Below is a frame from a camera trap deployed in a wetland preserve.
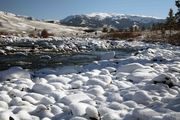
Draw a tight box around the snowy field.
[0,38,180,120]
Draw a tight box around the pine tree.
[102,27,108,33]
[175,0,180,28]
[166,9,176,36]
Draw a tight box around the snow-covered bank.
[0,39,180,120]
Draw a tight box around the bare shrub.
[40,29,54,38]
[102,27,108,33]
[0,31,9,35]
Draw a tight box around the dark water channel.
[0,41,135,70]
[0,51,134,70]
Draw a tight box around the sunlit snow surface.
[0,37,180,120]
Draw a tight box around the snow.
[32,83,56,95]
[98,51,116,60]
[0,67,31,81]
[117,63,144,73]
[60,93,92,105]
[0,38,179,120]
[132,108,161,120]
[0,11,85,37]
[85,106,99,119]
[69,102,89,116]
[132,90,153,105]
[86,12,162,20]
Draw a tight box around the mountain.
[0,11,84,36]
[61,13,165,29]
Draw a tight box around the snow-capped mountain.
[61,13,165,29]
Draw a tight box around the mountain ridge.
[61,12,165,29]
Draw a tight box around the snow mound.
[60,93,92,105]
[117,63,144,73]
[0,67,31,81]
[133,90,153,105]
[31,83,56,95]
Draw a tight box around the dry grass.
[101,32,141,40]
[0,30,10,35]
[168,32,180,45]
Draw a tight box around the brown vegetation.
[101,32,141,40]
[28,29,54,38]
[0,31,9,35]
[168,32,180,45]
[40,29,54,38]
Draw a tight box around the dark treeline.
[152,0,180,32]
[149,0,180,45]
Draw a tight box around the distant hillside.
[61,13,165,29]
[0,11,84,36]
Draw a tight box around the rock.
[101,112,121,120]
[71,80,83,89]
[133,90,152,105]
[109,102,129,110]
[93,75,112,84]
[48,104,63,115]
[0,111,16,120]
[117,63,144,73]
[115,81,132,89]
[87,85,105,95]
[152,56,166,62]
[86,106,99,120]
[49,82,66,90]
[57,66,79,75]
[105,67,116,73]
[152,73,179,88]
[23,93,44,101]
[86,75,112,88]
[30,104,54,119]
[32,83,56,95]
[0,101,8,109]
[70,117,88,120]
[48,91,66,102]
[0,67,31,81]
[166,97,180,112]
[47,75,72,85]
[107,93,123,102]
[127,67,158,83]
[0,94,11,104]
[39,96,55,105]
[169,66,180,73]
[98,107,115,116]
[22,95,38,105]
[60,93,92,105]
[132,108,160,120]
[16,110,33,120]
[69,102,89,116]
[163,112,180,120]
[86,78,107,88]
[123,101,138,108]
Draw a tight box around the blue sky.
[0,0,177,20]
